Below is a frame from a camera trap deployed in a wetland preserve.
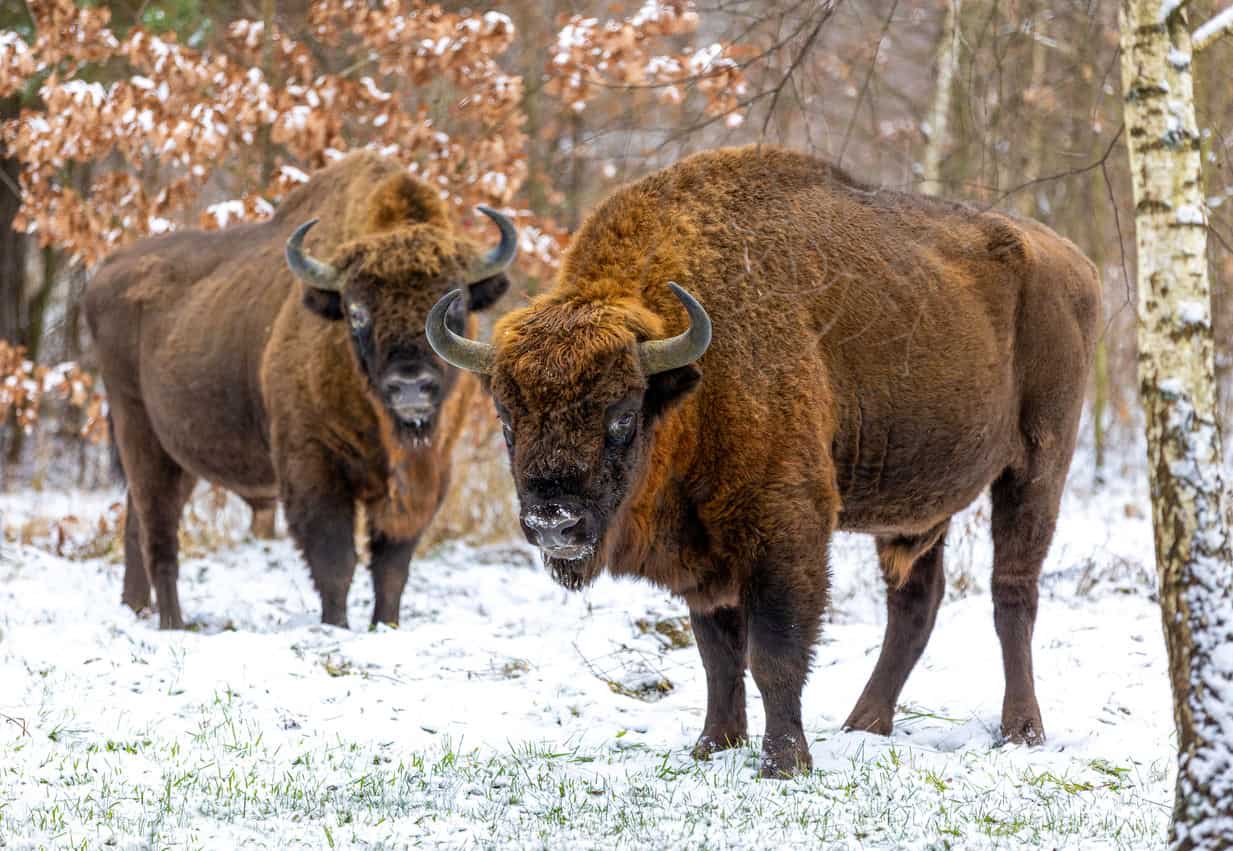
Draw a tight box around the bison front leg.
[746,550,827,778]
[689,605,749,759]
[368,530,416,628]
[281,459,357,628]
[121,492,150,613]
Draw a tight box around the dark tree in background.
[0,0,1231,488]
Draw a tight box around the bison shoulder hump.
[123,255,182,303]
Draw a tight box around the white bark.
[1120,2,1233,848]
[919,0,961,195]
[1160,0,1195,23]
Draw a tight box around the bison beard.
[430,144,1100,778]
[85,151,513,629]
[546,555,596,591]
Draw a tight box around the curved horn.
[638,283,712,375]
[285,219,342,293]
[463,205,518,285]
[425,289,495,374]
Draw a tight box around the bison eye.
[606,411,636,445]
[348,303,371,331]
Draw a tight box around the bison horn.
[425,289,496,374]
[285,219,343,293]
[638,283,712,375]
[463,205,518,285]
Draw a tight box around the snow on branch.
[1,0,755,278]
[0,342,107,441]
[1192,5,1233,52]
[548,1,748,118]
[1160,0,1195,23]
[1,1,543,267]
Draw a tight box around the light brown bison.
[428,145,1100,776]
[85,152,514,629]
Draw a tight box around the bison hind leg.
[111,404,196,630]
[842,521,949,737]
[990,458,1068,747]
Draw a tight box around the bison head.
[284,184,515,446]
[425,283,710,588]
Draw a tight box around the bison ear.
[643,364,702,422]
[302,287,343,321]
[466,272,510,312]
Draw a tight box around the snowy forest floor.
[0,450,1173,849]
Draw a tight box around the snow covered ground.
[0,453,1174,849]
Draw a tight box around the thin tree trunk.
[1015,10,1049,218]
[22,245,59,363]
[6,245,57,466]
[1087,167,1110,483]
[1,95,25,346]
[920,0,961,195]
[258,0,277,187]
[1195,26,1233,461]
[566,110,584,231]
[1119,3,1233,848]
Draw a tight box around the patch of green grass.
[0,696,1169,849]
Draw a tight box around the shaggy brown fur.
[86,151,507,629]
[484,145,1099,777]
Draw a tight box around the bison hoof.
[690,730,748,760]
[158,611,186,630]
[758,734,812,779]
[370,602,401,629]
[1002,716,1046,746]
[122,594,151,615]
[321,609,349,630]
[841,703,895,737]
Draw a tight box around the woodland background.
[2,0,1231,536]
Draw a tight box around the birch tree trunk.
[1119,3,1233,848]
[919,0,961,195]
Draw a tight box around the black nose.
[522,503,593,554]
[383,369,440,408]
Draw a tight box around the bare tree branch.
[758,1,840,136]
[0,164,20,201]
[981,124,1125,209]
[1101,149,1134,332]
[837,0,900,168]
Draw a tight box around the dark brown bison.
[427,145,1099,776]
[85,152,514,630]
